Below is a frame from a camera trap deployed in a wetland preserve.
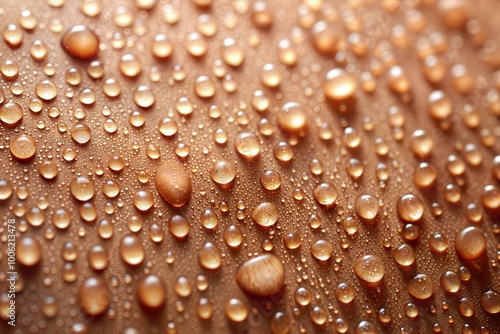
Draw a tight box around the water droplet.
[407,274,434,300]
[480,290,500,314]
[251,202,279,227]
[78,277,111,316]
[134,85,155,108]
[71,123,91,145]
[440,271,461,294]
[0,101,23,126]
[354,255,385,283]
[120,234,145,266]
[312,21,342,56]
[132,190,154,211]
[221,38,244,67]
[155,159,191,207]
[311,239,334,261]
[236,254,284,296]
[313,183,338,208]
[17,236,42,266]
[397,194,424,222]
[225,299,248,322]
[223,225,243,248]
[235,132,260,160]
[61,25,99,59]
[169,215,190,240]
[137,275,166,309]
[355,194,379,221]
[323,68,357,100]
[199,242,222,270]
[208,160,236,189]
[455,226,486,260]
[278,102,307,134]
[70,176,95,201]
[393,244,415,267]
[336,282,354,304]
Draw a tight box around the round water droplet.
[355,194,379,221]
[323,68,357,100]
[393,244,415,267]
[10,134,36,161]
[225,299,248,322]
[221,38,244,67]
[236,254,285,296]
[251,202,279,227]
[455,226,486,260]
[0,101,23,126]
[440,271,461,294]
[132,190,154,212]
[311,239,333,261]
[70,176,95,201]
[354,255,385,283]
[61,25,99,59]
[71,123,91,145]
[407,274,434,300]
[313,183,337,208]
[168,215,190,241]
[397,194,424,222]
[137,275,166,309]
[79,277,111,316]
[0,178,14,200]
[210,160,236,188]
[235,132,260,160]
[480,290,500,314]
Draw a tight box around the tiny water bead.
[354,255,385,283]
[236,254,285,296]
[10,134,36,161]
[61,25,99,60]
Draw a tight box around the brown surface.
[1,0,500,333]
